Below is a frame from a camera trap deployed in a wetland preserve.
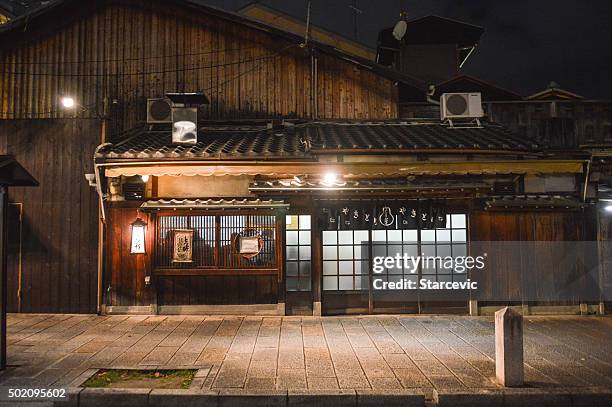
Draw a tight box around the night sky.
[199,0,612,99]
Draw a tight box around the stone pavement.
[1,314,611,396]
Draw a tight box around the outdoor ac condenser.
[440,92,484,120]
[146,98,172,123]
[171,106,197,145]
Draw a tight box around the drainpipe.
[582,158,591,202]
[93,149,110,315]
[310,53,315,119]
[426,84,439,106]
[14,203,23,313]
[95,97,111,314]
[310,52,318,120]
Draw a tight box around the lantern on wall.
[130,217,147,254]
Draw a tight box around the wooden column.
[0,186,7,369]
[311,204,322,316]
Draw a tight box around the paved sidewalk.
[1,314,611,395]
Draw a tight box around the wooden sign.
[172,229,193,263]
[231,232,264,260]
[239,236,260,254]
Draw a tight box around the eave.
[98,159,587,178]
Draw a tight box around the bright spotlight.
[605,205,612,213]
[61,97,75,109]
[322,172,337,185]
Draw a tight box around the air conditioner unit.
[172,107,197,145]
[440,93,483,120]
[146,98,172,123]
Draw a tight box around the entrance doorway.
[285,215,313,315]
[321,214,469,314]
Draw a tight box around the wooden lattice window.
[155,213,278,270]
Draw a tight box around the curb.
[62,388,425,407]
[220,389,286,407]
[433,387,612,407]
[53,386,612,407]
[356,389,424,407]
[150,389,218,407]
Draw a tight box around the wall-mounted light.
[141,175,150,183]
[84,173,96,187]
[600,199,612,213]
[61,96,75,109]
[322,172,337,186]
[130,217,147,254]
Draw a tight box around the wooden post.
[311,204,322,316]
[0,186,7,370]
[495,306,524,387]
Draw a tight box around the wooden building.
[0,0,422,313]
[95,121,596,316]
[0,0,606,315]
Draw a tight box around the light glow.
[61,97,75,109]
[141,175,150,183]
[604,205,612,213]
[322,172,337,185]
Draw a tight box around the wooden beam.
[103,160,586,178]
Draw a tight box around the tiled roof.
[305,122,538,152]
[96,122,539,160]
[98,126,310,160]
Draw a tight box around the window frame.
[285,215,313,292]
[322,229,371,291]
[321,213,469,292]
[152,210,282,275]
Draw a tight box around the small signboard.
[239,236,260,254]
[231,232,264,260]
[172,229,193,263]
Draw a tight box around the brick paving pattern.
[1,314,611,392]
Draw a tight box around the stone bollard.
[495,307,524,387]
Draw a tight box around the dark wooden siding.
[0,0,398,135]
[158,275,278,305]
[470,209,598,304]
[0,119,99,313]
[105,203,153,307]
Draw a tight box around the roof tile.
[96,122,539,160]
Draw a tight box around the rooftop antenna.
[348,0,363,40]
[300,1,312,47]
